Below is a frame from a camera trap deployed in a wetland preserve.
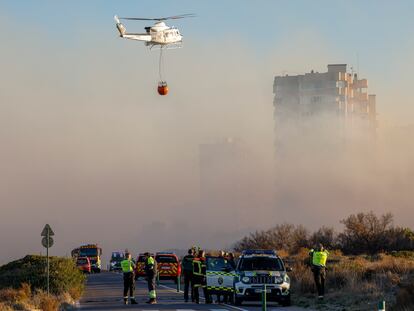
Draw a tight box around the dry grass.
[34,291,60,311]
[0,303,13,311]
[286,251,414,310]
[0,283,77,311]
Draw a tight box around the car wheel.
[281,294,291,307]
[234,293,243,306]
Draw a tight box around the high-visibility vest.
[310,250,329,267]
[145,256,157,275]
[193,257,206,277]
[121,259,134,273]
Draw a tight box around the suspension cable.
[158,48,164,82]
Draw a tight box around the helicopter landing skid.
[147,42,182,50]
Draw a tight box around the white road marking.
[158,283,249,311]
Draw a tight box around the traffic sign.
[42,236,54,248]
[41,224,54,237]
[41,223,54,295]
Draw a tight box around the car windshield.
[238,257,284,271]
[156,255,177,263]
[111,252,123,260]
[207,257,230,271]
[79,248,98,257]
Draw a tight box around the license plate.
[255,289,271,293]
[161,267,170,270]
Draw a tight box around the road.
[80,272,312,311]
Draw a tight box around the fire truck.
[72,244,102,273]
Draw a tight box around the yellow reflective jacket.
[121,259,135,273]
[309,250,329,267]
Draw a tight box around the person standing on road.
[309,243,329,299]
[121,252,137,305]
[182,248,195,302]
[192,249,211,304]
[144,252,157,304]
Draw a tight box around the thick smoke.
[0,14,413,265]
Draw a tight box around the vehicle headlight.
[110,262,116,266]
[241,276,250,284]
[283,274,290,284]
[274,276,283,284]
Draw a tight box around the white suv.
[234,250,292,306]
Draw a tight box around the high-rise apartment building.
[273,64,377,155]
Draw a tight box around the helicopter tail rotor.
[114,15,126,36]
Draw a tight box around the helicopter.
[114,14,195,49]
[114,14,194,95]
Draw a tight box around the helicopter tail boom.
[114,15,152,42]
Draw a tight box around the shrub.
[233,223,311,254]
[34,291,60,311]
[338,211,394,254]
[390,251,414,260]
[0,255,85,296]
[0,302,13,311]
[309,226,338,250]
[394,275,414,311]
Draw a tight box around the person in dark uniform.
[227,252,237,270]
[182,248,195,302]
[192,249,211,304]
[121,252,137,305]
[144,252,157,304]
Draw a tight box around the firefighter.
[144,252,157,304]
[121,252,137,305]
[182,248,195,302]
[309,243,329,299]
[192,249,211,304]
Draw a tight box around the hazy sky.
[1,1,413,264]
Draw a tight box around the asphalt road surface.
[80,272,312,311]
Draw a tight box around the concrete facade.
[273,64,377,155]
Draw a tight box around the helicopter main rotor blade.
[162,13,196,20]
[120,17,158,21]
[120,14,196,21]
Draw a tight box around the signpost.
[261,284,267,311]
[41,224,54,295]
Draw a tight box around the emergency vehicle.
[76,256,91,274]
[109,251,124,272]
[71,244,102,273]
[134,253,154,279]
[155,252,181,283]
[233,250,292,306]
[206,256,237,299]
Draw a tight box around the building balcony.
[353,91,368,101]
[353,79,368,89]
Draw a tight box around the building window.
[311,96,322,104]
